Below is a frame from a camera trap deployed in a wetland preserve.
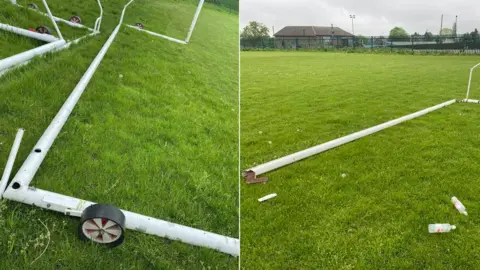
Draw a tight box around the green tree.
[440,28,453,36]
[241,21,270,39]
[424,31,434,41]
[355,35,368,46]
[374,36,386,46]
[471,28,479,41]
[389,27,409,41]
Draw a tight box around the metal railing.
[241,35,480,54]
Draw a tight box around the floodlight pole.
[350,14,355,35]
[440,14,444,36]
[455,15,458,36]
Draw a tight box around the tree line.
[240,21,479,44]
[387,26,479,41]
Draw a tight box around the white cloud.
[240,0,480,36]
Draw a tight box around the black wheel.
[135,22,144,29]
[27,3,38,9]
[78,204,126,248]
[69,15,82,24]
[35,25,52,35]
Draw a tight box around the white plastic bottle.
[428,224,456,233]
[451,196,468,216]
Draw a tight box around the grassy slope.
[0,0,238,269]
[241,52,480,269]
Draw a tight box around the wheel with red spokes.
[35,25,52,35]
[78,204,126,247]
[70,15,82,24]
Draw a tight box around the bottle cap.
[451,225,456,230]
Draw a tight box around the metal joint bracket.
[244,170,268,184]
[65,209,83,217]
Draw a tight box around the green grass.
[241,52,480,269]
[0,0,238,268]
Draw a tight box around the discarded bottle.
[451,196,468,216]
[428,224,456,233]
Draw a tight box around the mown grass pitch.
[241,52,480,269]
[0,0,238,268]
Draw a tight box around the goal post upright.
[466,62,480,100]
[185,0,205,43]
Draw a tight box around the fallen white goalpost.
[1,0,239,256]
[244,62,480,184]
[0,0,103,77]
[10,0,100,32]
[125,0,205,45]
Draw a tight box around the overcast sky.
[240,0,480,36]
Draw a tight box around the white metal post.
[94,0,103,32]
[463,99,480,103]
[0,39,66,72]
[0,32,98,77]
[466,62,480,100]
[2,187,239,255]
[8,0,135,190]
[246,99,457,176]
[125,25,187,44]
[0,23,59,43]
[0,60,30,78]
[185,0,205,43]
[0,129,24,199]
[41,0,64,40]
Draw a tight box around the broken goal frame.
[244,62,480,184]
[0,0,103,77]
[0,0,239,256]
[125,0,205,45]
